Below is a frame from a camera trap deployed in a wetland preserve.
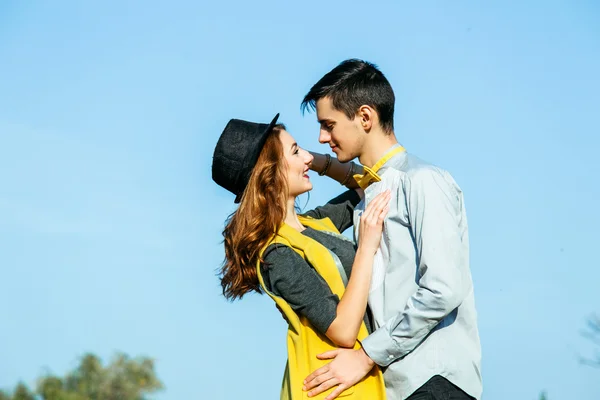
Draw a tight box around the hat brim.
[234,113,280,203]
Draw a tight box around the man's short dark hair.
[301,59,395,133]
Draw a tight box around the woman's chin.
[299,184,313,195]
[290,185,313,198]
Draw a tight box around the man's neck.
[358,130,399,168]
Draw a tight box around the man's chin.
[335,154,353,163]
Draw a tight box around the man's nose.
[318,129,330,144]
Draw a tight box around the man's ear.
[357,105,377,132]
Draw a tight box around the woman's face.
[279,129,314,199]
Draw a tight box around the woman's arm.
[309,151,364,190]
[263,191,390,348]
[324,190,390,347]
[325,247,377,347]
[264,246,375,348]
[302,189,361,233]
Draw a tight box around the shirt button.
[388,355,394,359]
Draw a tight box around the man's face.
[315,97,365,163]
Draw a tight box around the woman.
[212,114,389,400]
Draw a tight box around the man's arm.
[361,167,471,366]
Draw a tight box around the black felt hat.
[212,113,280,203]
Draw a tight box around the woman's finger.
[364,191,389,216]
[361,190,391,228]
[367,192,390,220]
[378,205,390,222]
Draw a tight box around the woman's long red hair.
[219,125,288,300]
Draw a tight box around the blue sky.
[1,1,599,399]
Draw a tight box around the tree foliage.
[581,313,600,368]
[0,352,162,400]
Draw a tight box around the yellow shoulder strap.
[298,215,339,234]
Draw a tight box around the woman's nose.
[305,151,314,164]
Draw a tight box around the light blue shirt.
[354,145,482,400]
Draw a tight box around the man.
[300,59,482,400]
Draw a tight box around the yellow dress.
[257,215,386,400]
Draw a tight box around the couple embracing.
[212,59,482,400]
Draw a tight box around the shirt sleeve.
[361,167,472,366]
[261,244,340,335]
[302,189,361,233]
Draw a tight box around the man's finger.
[304,370,333,391]
[316,349,341,359]
[324,384,348,400]
[307,378,340,398]
[303,364,330,387]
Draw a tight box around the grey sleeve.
[261,244,339,335]
[302,189,361,233]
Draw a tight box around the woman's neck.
[284,197,305,232]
